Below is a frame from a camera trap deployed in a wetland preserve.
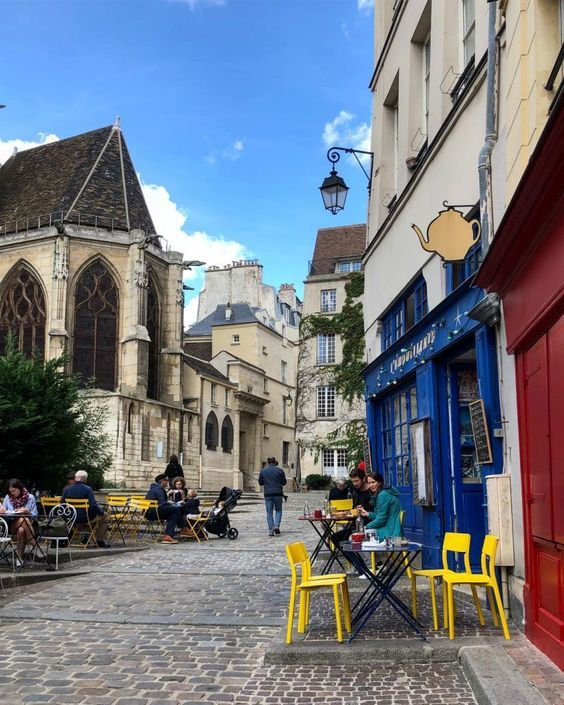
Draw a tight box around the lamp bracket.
[442,200,476,210]
[326,146,374,191]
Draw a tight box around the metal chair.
[34,504,77,570]
[64,498,98,548]
[183,510,209,543]
[0,517,14,592]
[38,497,62,517]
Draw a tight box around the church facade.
[0,123,198,488]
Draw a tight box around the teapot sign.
[412,206,481,262]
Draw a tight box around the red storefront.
[476,94,564,669]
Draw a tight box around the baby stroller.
[204,487,243,540]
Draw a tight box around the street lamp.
[319,146,374,215]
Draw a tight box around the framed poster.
[468,399,493,464]
[410,419,434,506]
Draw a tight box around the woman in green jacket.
[359,472,402,539]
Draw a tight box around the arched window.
[73,260,119,390]
[221,415,233,453]
[205,411,219,451]
[188,415,194,443]
[0,266,46,359]
[147,279,160,399]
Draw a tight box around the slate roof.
[186,303,262,337]
[183,354,232,384]
[309,224,366,275]
[0,125,155,236]
[183,340,213,361]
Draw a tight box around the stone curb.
[459,645,550,705]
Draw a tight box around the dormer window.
[336,260,362,273]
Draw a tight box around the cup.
[393,536,402,549]
[313,508,323,519]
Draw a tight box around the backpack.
[38,516,68,537]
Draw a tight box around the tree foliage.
[0,337,112,492]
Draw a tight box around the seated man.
[328,478,350,502]
[145,474,187,544]
[61,470,110,548]
[333,468,372,545]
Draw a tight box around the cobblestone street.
[0,495,482,704]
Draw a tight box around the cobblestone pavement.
[0,493,479,704]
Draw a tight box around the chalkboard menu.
[468,399,493,464]
[363,437,372,473]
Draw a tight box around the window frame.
[282,441,290,467]
[316,385,336,419]
[320,288,337,313]
[423,33,431,137]
[316,333,336,365]
[322,448,348,477]
[381,278,428,351]
[336,260,362,274]
[461,0,476,70]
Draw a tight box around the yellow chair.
[39,497,62,516]
[443,534,510,640]
[183,510,209,543]
[106,496,132,545]
[128,498,164,541]
[408,532,481,631]
[64,498,98,548]
[285,541,352,644]
[329,499,353,513]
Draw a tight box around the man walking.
[258,457,286,537]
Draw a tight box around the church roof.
[0,124,155,236]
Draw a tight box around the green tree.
[0,338,112,492]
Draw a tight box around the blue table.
[342,540,426,642]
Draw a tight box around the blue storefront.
[363,282,503,568]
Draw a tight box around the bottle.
[323,498,329,517]
[356,513,364,534]
[304,501,311,518]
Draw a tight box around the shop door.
[447,366,485,568]
[521,315,564,669]
[380,384,423,539]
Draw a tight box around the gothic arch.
[73,257,119,390]
[221,415,233,453]
[0,261,47,359]
[146,272,161,400]
[205,411,219,451]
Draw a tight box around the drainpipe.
[478,0,499,257]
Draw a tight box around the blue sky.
[0,0,374,323]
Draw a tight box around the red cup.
[351,532,365,543]
[313,509,323,519]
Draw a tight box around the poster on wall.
[468,399,493,464]
[410,419,434,506]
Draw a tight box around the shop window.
[380,385,418,489]
[381,278,428,351]
[205,411,218,450]
[0,266,47,359]
[322,448,348,477]
[221,415,233,453]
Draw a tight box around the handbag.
[38,517,68,537]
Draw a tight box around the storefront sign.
[412,206,481,262]
[390,329,436,373]
[469,399,493,464]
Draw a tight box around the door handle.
[527,493,545,503]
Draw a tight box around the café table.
[0,512,52,572]
[341,540,425,643]
[298,513,356,575]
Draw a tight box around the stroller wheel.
[227,528,238,540]
[218,531,227,538]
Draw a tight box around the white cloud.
[322,111,371,163]
[358,0,374,11]
[141,181,249,327]
[0,132,60,165]
[172,0,226,9]
[206,139,244,165]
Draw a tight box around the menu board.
[469,399,493,464]
[363,437,372,473]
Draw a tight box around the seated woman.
[358,472,402,540]
[168,476,187,504]
[0,478,38,566]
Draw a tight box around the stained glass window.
[0,267,46,359]
[73,260,119,390]
[147,281,160,400]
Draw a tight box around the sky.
[0,0,374,325]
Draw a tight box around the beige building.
[296,225,367,478]
[0,123,195,488]
[185,262,301,488]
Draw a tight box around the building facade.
[296,225,367,479]
[185,262,301,488]
[0,124,195,488]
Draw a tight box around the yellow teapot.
[412,207,481,262]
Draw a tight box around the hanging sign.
[412,206,480,262]
[362,437,372,473]
[468,400,493,464]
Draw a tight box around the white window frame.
[225,388,230,407]
[316,333,336,364]
[231,334,240,344]
[322,448,348,477]
[320,289,337,313]
[210,382,217,404]
[316,386,336,418]
[281,360,287,383]
[423,33,431,137]
[336,260,362,274]
[460,0,475,70]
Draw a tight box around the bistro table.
[342,540,425,643]
[298,513,356,574]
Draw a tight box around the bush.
[304,474,332,490]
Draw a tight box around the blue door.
[447,365,485,568]
[379,383,423,540]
